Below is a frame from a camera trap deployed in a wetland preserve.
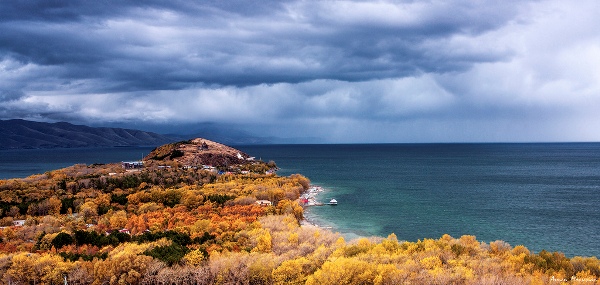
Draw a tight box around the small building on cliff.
[122,161,144,169]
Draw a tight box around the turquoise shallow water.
[239,143,600,257]
[2,143,599,257]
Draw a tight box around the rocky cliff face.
[144,138,252,167]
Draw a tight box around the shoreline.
[299,185,364,241]
[295,183,391,242]
[299,185,325,206]
[299,185,333,229]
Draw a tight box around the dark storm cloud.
[0,0,285,22]
[0,0,522,91]
[0,90,24,101]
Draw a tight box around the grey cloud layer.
[1,0,599,142]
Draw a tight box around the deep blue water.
[1,143,599,257]
[0,147,156,180]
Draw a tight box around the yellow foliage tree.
[79,201,98,223]
[255,230,273,253]
[34,253,72,285]
[183,249,207,266]
[48,196,62,215]
[4,252,35,284]
[109,210,128,229]
[306,257,376,285]
[273,257,312,285]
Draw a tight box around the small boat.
[327,198,338,206]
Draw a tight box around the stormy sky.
[1,0,599,143]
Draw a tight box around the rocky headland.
[144,138,254,167]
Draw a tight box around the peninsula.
[0,139,597,284]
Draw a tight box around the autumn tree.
[109,210,128,229]
[48,196,62,215]
[79,201,98,223]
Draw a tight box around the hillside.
[144,138,254,167]
[0,119,176,149]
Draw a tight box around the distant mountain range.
[0,119,176,149]
[0,119,319,149]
